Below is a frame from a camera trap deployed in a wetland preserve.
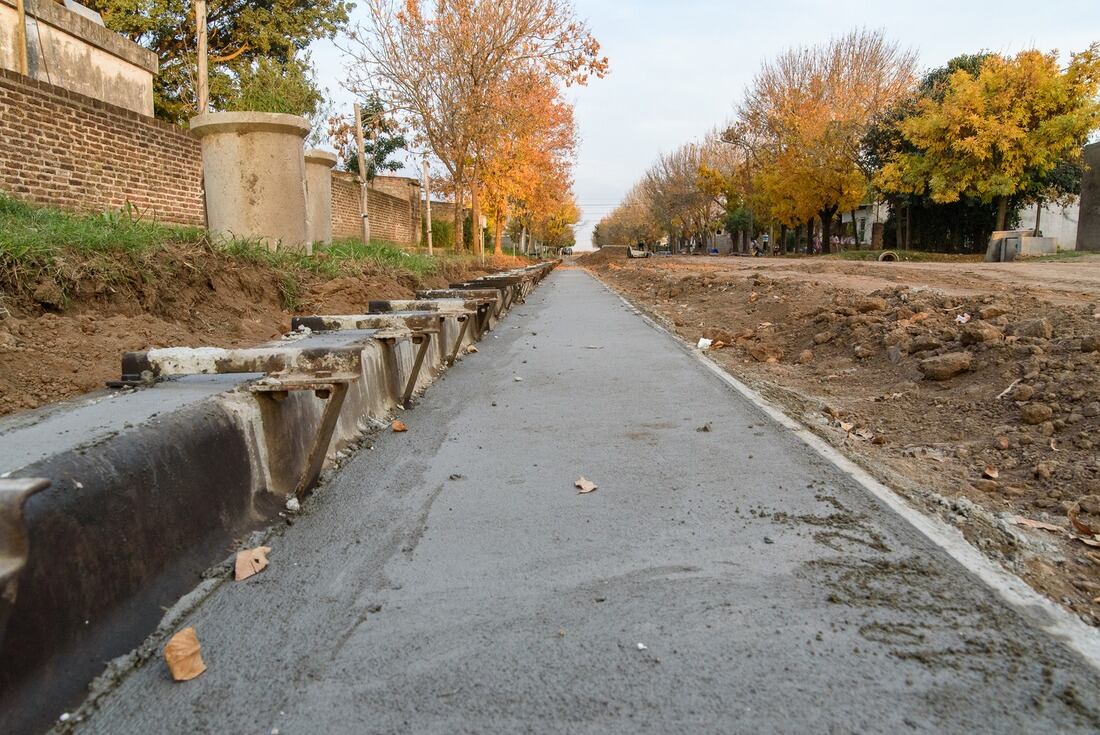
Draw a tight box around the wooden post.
[353,103,371,244]
[422,158,433,256]
[14,0,29,76]
[195,0,208,112]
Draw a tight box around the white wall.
[1018,201,1079,251]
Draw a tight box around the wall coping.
[189,112,311,139]
[2,0,158,73]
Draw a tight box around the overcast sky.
[312,1,1100,249]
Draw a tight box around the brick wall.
[332,172,363,240]
[331,171,422,245]
[0,69,204,226]
[0,69,429,245]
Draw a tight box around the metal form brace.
[250,372,359,500]
[0,478,51,649]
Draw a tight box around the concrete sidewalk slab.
[71,270,1100,734]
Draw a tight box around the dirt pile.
[0,245,519,417]
[587,255,1100,623]
[575,247,627,265]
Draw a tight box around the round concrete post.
[304,149,338,250]
[190,112,311,252]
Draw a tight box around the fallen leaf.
[983,465,1000,480]
[234,546,272,581]
[748,292,759,304]
[1012,517,1063,533]
[853,428,875,441]
[838,421,854,433]
[392,420,408,433]
[709,340,727,350]
[164,627,206,681]
[466,345,478,354]
[575,477,598,494]
[910,311,931,323]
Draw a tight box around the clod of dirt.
[979,305,1009,320]
[798,349,815,365]
[1011,384,1036,402]
[1009,318,1054,339]
[1020,403,1054,425]
[813,331,834,345]
[391,420,408,433]
[857,297,888,313]
[918,351,972,380]
[1081,335,1099,353]
[164,627,206,681]
[910,335,942,353]
[960,323,1004,345]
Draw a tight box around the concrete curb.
[0,261,557,733]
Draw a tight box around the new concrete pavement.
[73,269,1099,733]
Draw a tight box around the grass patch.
[0,195,521,310]
[833,249,983,263]
[1026,250,1091,262]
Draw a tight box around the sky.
[311,1,1100,249]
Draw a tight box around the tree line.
[89,0,605,254]
[595,29,1100,254]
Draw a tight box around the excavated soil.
[0,245,522,417]
[585,251,1100,624]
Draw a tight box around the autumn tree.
[87,0,350,122]
[734,29,916,250]
[876,45,1100,232]
[346,0,606,252]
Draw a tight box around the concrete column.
[304,149,338,250]
[1077,142,1100,252]
[190,112,311,252]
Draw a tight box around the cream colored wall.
[0,0,155,115]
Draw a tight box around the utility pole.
[353,103,371,244]
[14,0,28,76]
[195,0,208,113]
[422,157,433,256]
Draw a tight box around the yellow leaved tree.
[877,45,1100,231]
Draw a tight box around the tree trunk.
[850,209,858,248]
[819,205,838,254]
[996,196,1008,233]
[470,171,482,258]
[520,225,528,254]
[493,212,504,256]
[1034,201,1042,235]
[453,178,465,251]
[904,202,911,249]
[780,224,788,254]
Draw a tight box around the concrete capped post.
[304,149,338,250]
[190,112,311,252]
[1077,142,1100,252]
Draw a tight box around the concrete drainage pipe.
[878,251,899,262]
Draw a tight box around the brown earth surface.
[0,246,523,417]
[582,249,1100,624]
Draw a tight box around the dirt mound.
[588,255,1100,623]
[576,247,627,265]
[0,246,518,417]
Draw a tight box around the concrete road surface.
[74,269,1100,733]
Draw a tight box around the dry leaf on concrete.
[466,345,479,354]
[392,420,408,433]
[234,546,272,581]
[164,627,206,681]
[983,465,1000,480]
[575,477,598,494]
